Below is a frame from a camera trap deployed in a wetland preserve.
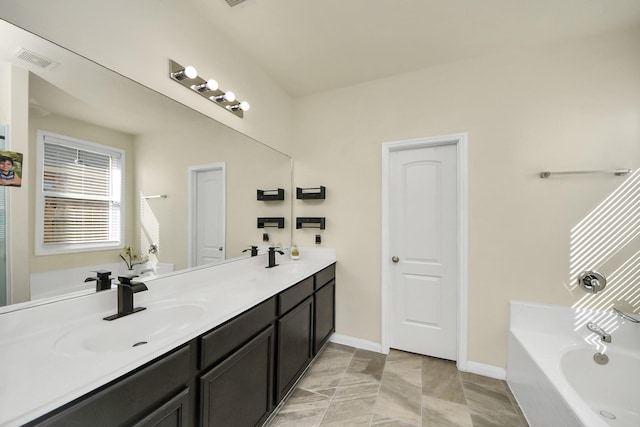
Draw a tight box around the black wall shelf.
[296,186,326,200]
[296,217,326,230]
[257,217,285,229]
[257,188,285,201]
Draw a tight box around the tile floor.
[267,343,529,427]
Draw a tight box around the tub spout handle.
[586,322,612,343]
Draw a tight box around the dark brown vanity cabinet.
[27,344,193,427]
[275,263,336,401]
[199,298,276,427]
[26,263,336,427]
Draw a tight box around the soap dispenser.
[290,244,300,260]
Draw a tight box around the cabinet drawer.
[29,344,191,427]
[315,263,336,290]
[278,276,314,315]
[200,297,276,370]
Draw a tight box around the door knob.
[391,256,399,263]
[219,247,223,251]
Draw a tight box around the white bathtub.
[507,301,640,427]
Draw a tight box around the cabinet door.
[200,325,275,427]
[314,280,335,355]
[133,388,190,427]
[276,296,313,402]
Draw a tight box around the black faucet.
[103,274,148,321]
[266,247,284,268]
[85,270,113,292]
[243,245,259,257]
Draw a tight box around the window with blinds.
[36,131,124,255]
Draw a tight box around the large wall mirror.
[0,20,292,310]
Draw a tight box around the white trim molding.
[330,333,506,381]
[381,132,469,371]
[329,333,383,354]
[464,361,507,380]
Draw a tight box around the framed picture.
[0,150,23,187]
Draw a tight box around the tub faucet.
[103,274,148,321]
[586,322,612,343]
[85,270,112,292]
[266,246,284,268]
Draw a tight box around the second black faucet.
[266,247,284,268]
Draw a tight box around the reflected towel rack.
[296,217,326,230]
[539,168,632,179]
[257,217,285,229]
[141,194,168,199]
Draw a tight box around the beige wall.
[291,27,640,368]
[7,65,30,303]
[0,63,10,123]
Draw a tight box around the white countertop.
[0,249,336,427]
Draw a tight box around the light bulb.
[184,66,198,79]
[205,79,219,91]
[193,79,218,92]
[223,91,236,102]
[173,65,198,80]
[228,101,251,114]
[211,91,236,103]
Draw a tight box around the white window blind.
[36,131,124,255]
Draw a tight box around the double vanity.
[0,249,336,426]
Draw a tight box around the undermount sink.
[54,301,207,353]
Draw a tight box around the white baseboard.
[329,333,384,354]
[329,333,506,381]
[464,360,506,380]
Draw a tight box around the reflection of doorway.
[382,134,468,368]
[189,163,225,267]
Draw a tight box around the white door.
[388,143,458,360]
[191,165,225,266]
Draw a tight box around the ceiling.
[190,0,640,98]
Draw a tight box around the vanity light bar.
[169,59,250,118]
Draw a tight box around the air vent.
[14,48,59,70]
[225,0,248,6]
